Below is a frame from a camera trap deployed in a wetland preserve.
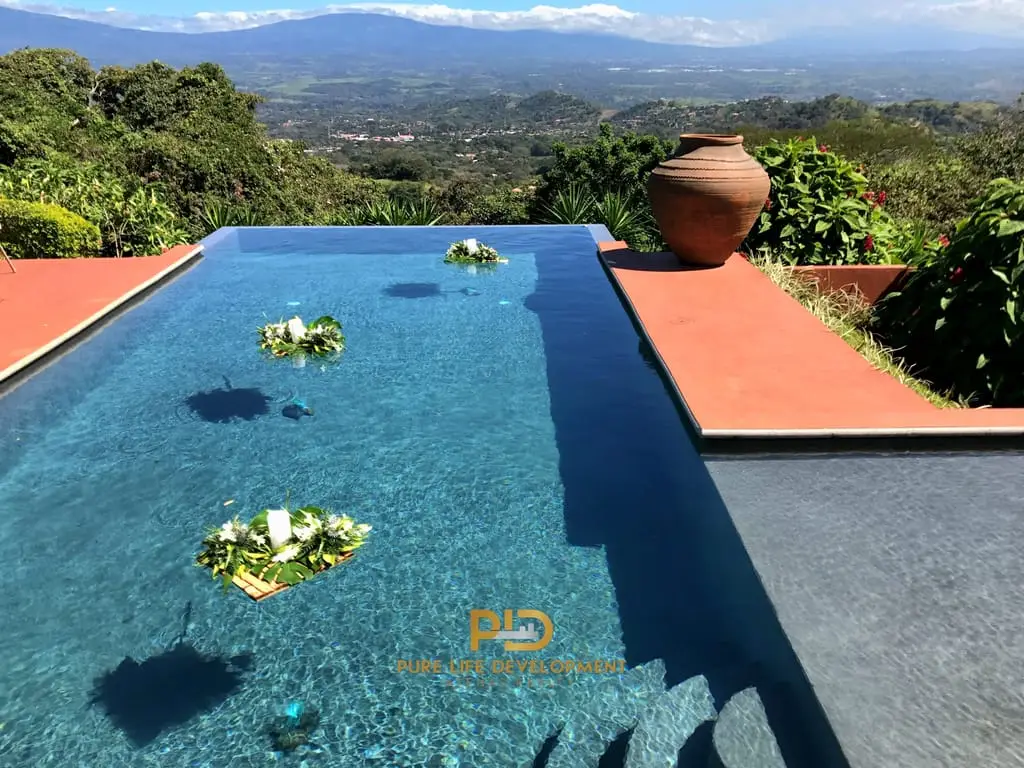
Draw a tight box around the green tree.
[363,149,432,182]
[532,123,673,212]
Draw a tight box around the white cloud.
[0,0,1023,44]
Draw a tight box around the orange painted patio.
[0,244,203,383]
[599,241,1024,441]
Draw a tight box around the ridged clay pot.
[647,134,770,268]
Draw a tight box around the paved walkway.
[599,242,1024,446]
[0,245,202,383]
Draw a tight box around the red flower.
[938,234,950,247]
[818,144,829,152]
[864,235,875,251]
[877,190,887,205]
[950,266,964,283]
[763,197,772,210]
[862,191,875,201]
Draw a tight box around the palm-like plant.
[540,184,661,247]
[343,198,445,226]
[540,184,596,224]
[595,191,652,244]
[200,200,263,234]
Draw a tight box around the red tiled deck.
[0,244,203,383]
[598,241,1024,445]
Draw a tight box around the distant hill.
[609,95,1014,138]
[1,7,1023,72]
[0,8,707,68]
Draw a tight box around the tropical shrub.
[866,155,984,236]
[469,187,532,225]
[745,137,904,265]
[538,184,662,249]
[199,198,263,234]
[431,180,532,225]
[874,178,1024,405]
[532,123,672,212]
[333,197,444,226]
[0,159,189,256]
[0,198,101,258]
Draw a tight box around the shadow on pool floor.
[88,602,254,747]
[525,245,851,768]
[184,376,272,423]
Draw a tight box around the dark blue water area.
[0,226,845,767]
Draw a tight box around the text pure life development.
[396,658,626,675]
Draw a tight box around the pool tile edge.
[0,244,204,385]
[596,242,1024,454]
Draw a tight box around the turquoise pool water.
[0,226,843,767]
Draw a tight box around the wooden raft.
[231,553,354,601]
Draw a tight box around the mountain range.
[1,6,1023,71]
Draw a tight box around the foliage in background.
[0,49,392,249]
[744,137,906,265]
[0,158,188,255]
[199,199,262,234]
[531,122,671,221]
[0,197,101,258]
[538,184,664,249]
[332,197,444,226]
[753,253,962,408]
[875,179,1024,406]
[432,180,532,225]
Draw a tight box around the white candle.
[286,317,306,341]
[464,238,478,254]
[266,508,292,549]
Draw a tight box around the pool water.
[0,226,842,767]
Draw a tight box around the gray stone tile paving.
[707,453,1024,768]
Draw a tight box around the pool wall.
[524,227,850,767]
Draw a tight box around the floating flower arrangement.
[196,504,372,600]
[444,238,506,265]
[257,315,344,367]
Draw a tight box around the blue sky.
[2,0,1021,46]
[37,0,772,17]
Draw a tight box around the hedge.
[0,198,101,258]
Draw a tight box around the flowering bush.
[874,178,1024,406]
[258,315,344,360]
[744,137,903,265]
[444,238,506,264]
[196,505,372,589]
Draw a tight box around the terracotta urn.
[647,134,770,268]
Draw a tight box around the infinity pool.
[0,226,843,767]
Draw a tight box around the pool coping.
[0,244,204,387]
[595,240,1024,454]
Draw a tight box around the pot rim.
[677,133,744,144]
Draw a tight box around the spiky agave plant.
[539,183,597,225]
[594,190,653,244]
[359,197,445,226]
